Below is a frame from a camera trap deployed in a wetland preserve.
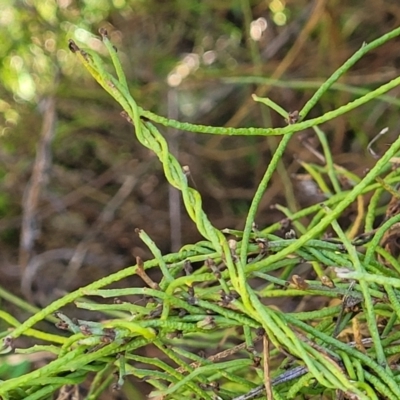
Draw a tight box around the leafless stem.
[263,335,273,400]
[136,256,159,289]
[19,96,56,275]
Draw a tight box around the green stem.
[240,133,293,265]
[300,26,400,119]
[252,133,400,270]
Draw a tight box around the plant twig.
[19,96,57,279]
[263,335,273,400]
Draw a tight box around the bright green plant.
[1,26,400,400]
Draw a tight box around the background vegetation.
[1,0,400,399]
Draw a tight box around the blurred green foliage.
[0,0,127,131]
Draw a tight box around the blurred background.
[0,0,400,396]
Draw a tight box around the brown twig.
[263,335,273,400]
[19,96,56,275]
[136,256,159,289]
